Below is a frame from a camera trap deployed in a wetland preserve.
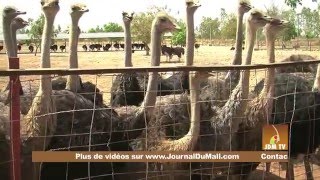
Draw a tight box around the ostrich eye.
[40,1,45,6]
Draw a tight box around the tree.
[285,0,317,8]
[172,20,186,46]
[220,13,237,39]
[27,15,45,56]
[131,12,155,55]
[103,22,123,32]
[198,17,220,39]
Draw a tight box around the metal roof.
[0,32,173,41]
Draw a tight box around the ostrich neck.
[185,10,195,66]
[231,13,244,65]
[3,18,15,58]
[11,28,18,57]
[66,19,81,92]
[240,24,257,99]
[39,17,54,94]
[141,26,161,115]
[262,36,275,97]
[124,23,133,67]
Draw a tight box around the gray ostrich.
[233,19,317,180]
[190,9,272,179]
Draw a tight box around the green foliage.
[220,13,237,39]
[172,20,186,46]
[131,12,155,55]
[198,17,220,39]
[103,22,123,32]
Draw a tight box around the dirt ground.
[0,45,320,179]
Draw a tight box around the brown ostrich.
[235,18,289,179]
[200,0,252,108]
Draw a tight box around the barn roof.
[0,32,173,41]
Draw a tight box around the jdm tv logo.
[262,124,288,150]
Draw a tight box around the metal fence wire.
[1,60,320,180]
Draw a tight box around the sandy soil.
[0,45,320,179]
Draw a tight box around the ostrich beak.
[16,11,26,15]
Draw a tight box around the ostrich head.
[238,0,252,14]
[122,11,134,24]
[264,18,289,39]
[247,9,272,31]
[11,17,28,31]
[40,0,60,17]
[186,0,201,12]
[153,12,180,33]
[70,3,89,21]
[2,6,26,21]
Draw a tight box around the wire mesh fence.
[1,60,320,179]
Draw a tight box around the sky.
[0,0,318,34]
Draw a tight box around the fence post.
[9,57,21,180]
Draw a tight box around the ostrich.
[199,0,252,108]
[65,3,103,106]
[0,7,26,103]
[109,12,145,107]
[234,18,301,180]
[21,1,60,179]
[224,0,252,92]
[187,9,272,179]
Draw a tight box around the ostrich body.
[110,12,145,107]
[276,54,317,73]
[235,18,290,179]
[200,0,252,108]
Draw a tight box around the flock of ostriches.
[1,0,320,180]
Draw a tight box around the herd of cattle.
[0,43,201,61]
